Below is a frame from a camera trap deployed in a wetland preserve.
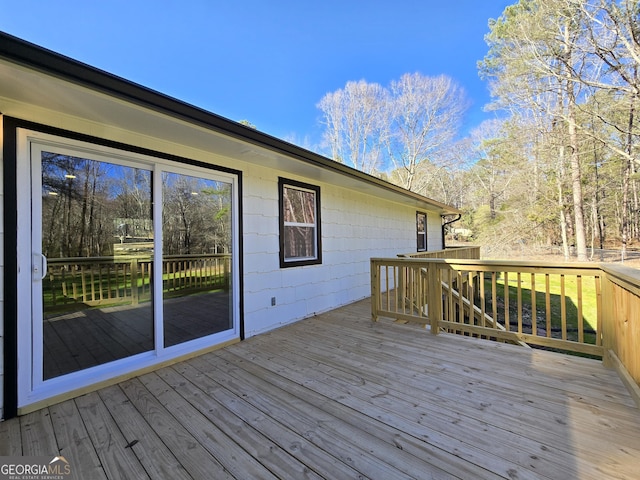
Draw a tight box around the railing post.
[398,264,406,310]
[371,259,379,322]
[428,263,442,334]
[600,270,616,368]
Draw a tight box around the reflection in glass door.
[162,171,233,347]
[39,152,155,379]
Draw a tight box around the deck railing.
[44,254,231,309]
[371,256,640,402]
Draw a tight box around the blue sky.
[1,0,512,148]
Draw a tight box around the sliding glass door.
[161,171,234,347]
[38,152,155,380]
[17,130,239,407]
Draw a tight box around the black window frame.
[416,211,427,252]
[279,177,322,268]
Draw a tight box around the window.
[279,178,321,267]
[417,212,427,252]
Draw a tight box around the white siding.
[241,168,427,336]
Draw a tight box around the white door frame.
[16,128,240,409]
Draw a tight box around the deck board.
[138,371,279,480]
[48,399,108,480]
[237,336,586,479]
[74,391,151,480]
[2,298,639,479]
[97,384,193,480]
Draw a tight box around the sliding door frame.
[11,123,242,411]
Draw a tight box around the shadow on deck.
[1,298,639,479]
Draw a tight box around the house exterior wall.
[0,103,445,417]
[242,167,441,336]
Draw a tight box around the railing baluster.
[480,272,486,329]
[386,267,400,311]
[531,273,537,336]
[560,274,567,341]
[504,272,509,332]
[457,270,464,332]
[595,275,602,347]
[491,272,498,330]
[447,269,454,326]
[517,272,523,334]
[409,267,418,315]
[468,271,475,331]
[428,263,441,333]
[420,263,426,318]
[577,275,584,344]
[545,274,551,338]
[370,260,377,321]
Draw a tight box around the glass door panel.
[40,152,154,379]
[162,171,233,347]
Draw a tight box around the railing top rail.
[601,263,640,296]
[48,253,231,265]
[398,245,481,259]
[600,263,640,282]
[373,256,602,269]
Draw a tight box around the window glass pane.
[284,226,315,259]
[162,172,233,347]
[284,187,315,224]
[417,213,427,251]
[41,153,154,379]
[417,213,426,232]
[283,185,316,260]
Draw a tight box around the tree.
[468,120,521,220]
[317,80,386,174]
[384,73,468,192]
[317,73,468,187]
[481,0,590,260]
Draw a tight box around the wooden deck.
[2,298,639,479]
